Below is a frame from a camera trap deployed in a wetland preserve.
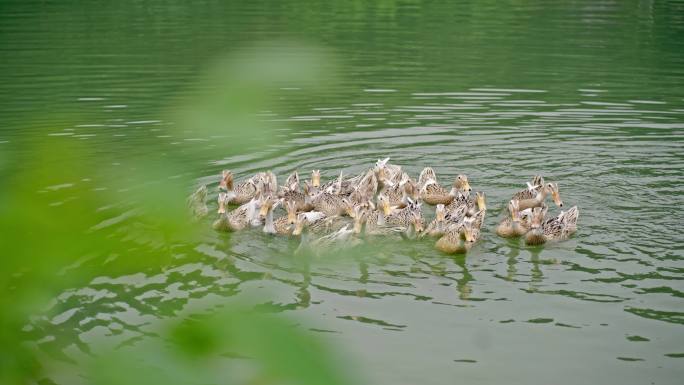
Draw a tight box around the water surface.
[2,1,684,384]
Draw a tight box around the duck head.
[377,194,392,216]
[292,213,307,236]
[508,199,520,222]
[435,204,446,222]
[219,170,234,191]
[453,174,471,192]
[258,196,275,220]
[403,179,419,201]
[463,219,476,243]
[546,182,563,208]
[285,200,297,224]
[353,207,367,234]
[529,205,548,230]
[311,170,321,188]
[342,198,356,217]
[411,210,424,234]
[217,192,228,214]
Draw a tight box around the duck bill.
[463,181,471,192]
[382,201,391,216]
[477,197,486,211]
[312,175,320,188]
[258,204,270,219]
[287,211,297,224]
[218,201,226,214]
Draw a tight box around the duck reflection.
[452,255,473,301]
[505,241,520,282]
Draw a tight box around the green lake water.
[2,1,684,384]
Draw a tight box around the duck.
[213,193,259,232]
[435,222,468,254]
[496,199,530,238]
[284,170,300,191]
[310,169,322,188]
[406,210,425,238]
[218,170,263,205]
[360,205,423,238]
[357,168,379,197]
[374,157,403,188]
[511,175,545,201]
[423,204,448,238]
[256,171,278,197]
[434,211,482,254]
[343,169,378,206]
[307,188,347,217]
[321,170,366,196]
[445,191,486,217]
[341,196,375,218]
[187,185,209,219]
[419,173,472,205]
[470,195,487,233]
[259,198,298,235]
[258,196,280,234]
[461,216,482,252]
[351,205,367,235]
[524,205,579,246]
[278,181,311,212]
[382,174,419,208]
[469,208,486,234]
[418,167,437,190]
[512,176,563,211]
[384,198,422,228]
[364,194,393,235]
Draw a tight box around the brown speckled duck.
[496,199,530,238]
[307,188,347,217]
[219,170,258,205]
[524,205,579,246]
[213,193,259,232]
[419,169,472,205]
[512,176,563,211]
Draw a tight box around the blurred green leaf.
[0,40,352,385]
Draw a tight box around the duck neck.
[535,188,548,203]
[248,200,261,227]
[263,208,275,233]
[377,209,386,226]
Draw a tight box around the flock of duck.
[188,158,579,255]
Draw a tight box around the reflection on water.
[3,0,684,384]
